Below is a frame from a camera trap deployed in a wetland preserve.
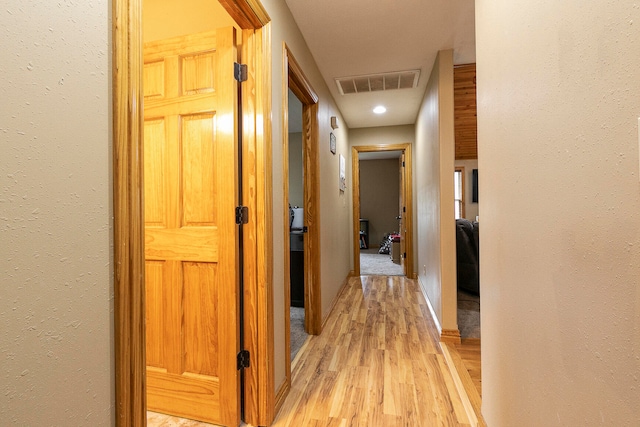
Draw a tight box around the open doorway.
[282,45,322,387]
[454,163,480,340]
[286,89,308,361]
[352,144,414,278]
[358,151,404,275]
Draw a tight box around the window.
[454,167,464,219]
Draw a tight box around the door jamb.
[281,43,322,396]
[351,144,414,278]
[283,44,321,338]
[112,1,273,426]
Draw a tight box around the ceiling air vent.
[335,70,420,95]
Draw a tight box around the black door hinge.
[403,252,406,259]
[237,350,250,370]
[403,206,406,213]
[234,63,248,82]
[402,161,405,167]
[236,206,249,224]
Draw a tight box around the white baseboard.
[417,275,442,334]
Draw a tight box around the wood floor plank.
[437,353,471,425]
[446,339,485,426]
[272,276,477,426]
[455,338,482,398]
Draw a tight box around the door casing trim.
[351,144,414,278]
[279,42,322,408]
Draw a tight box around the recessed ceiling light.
[373,105,387,114]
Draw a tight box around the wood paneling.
[454,64,477,160]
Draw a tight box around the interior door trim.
[279,43,322,409]
[112,1,273,426]
[351,144,414,278]
[284,45,321,338]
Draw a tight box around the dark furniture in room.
[456,218,479,295]
[290,231,305,307]
[359,218,369,249]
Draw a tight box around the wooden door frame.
[112,1,274,426]
[278,43,322,410]
[282,44,322,359]
[351,144,414,278]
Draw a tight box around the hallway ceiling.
[284,0,476,129]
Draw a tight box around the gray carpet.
[458,290,480,338]
[360,248,404,276]
[290,307,308,361]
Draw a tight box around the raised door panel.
[182,113,217,226]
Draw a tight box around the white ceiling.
[284,0,476,129]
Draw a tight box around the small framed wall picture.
[329,132,336,154]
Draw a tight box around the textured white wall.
[0,1,113,425]
[415,50,457,331]
[477,1,640,425]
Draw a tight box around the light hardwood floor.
[454,339,481,398]
[149,275,481,426]
[272,275,476,426]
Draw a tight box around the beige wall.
[359,159,401,246]
[262,0,352,393]
[414,50,458,332]
[477,1,640,425]
[0,1,113,424]
[455,159,479,221]
[349,125,415,147]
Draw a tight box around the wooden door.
[143,28,240,426]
